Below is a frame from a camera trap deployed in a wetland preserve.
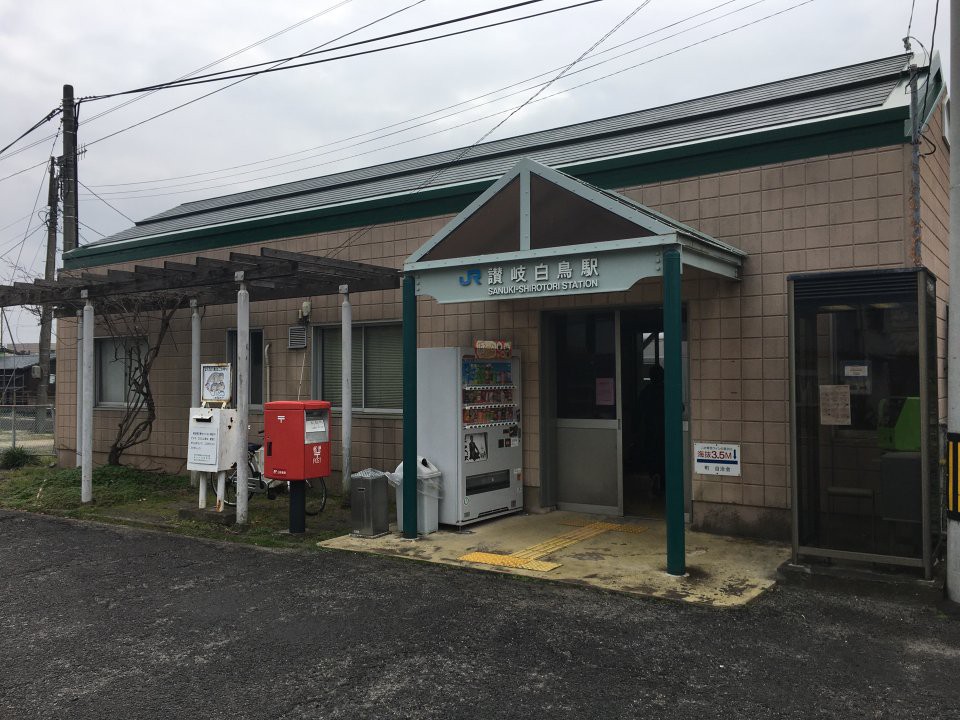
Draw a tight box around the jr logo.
[459,268,482,286]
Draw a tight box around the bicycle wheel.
[304,477,327,515]
[220,472,238,507]
[221,463,255,507]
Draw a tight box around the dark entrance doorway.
[543,306,687,518]
[621,309,669,517]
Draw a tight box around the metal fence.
[0,405,55,457]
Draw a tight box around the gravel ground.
[1,509,958,719]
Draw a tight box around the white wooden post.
[341,285,352,499]
[191,299,201,490]
[81,297,94,503]
[236,275,250,524]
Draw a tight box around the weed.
[0,446,36,470]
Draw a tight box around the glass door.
[554,311,622,514]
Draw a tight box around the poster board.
[201,363,232,403]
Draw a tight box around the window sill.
[330,408,402,421]
[95,403,136,410]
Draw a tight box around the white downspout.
[264,342,271,405]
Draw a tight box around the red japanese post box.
[263,400,332,481]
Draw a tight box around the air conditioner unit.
[288,325,308,350]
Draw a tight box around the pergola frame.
[0,248,400,525]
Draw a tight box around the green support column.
[663,246,686,575]
[402,274,419,539]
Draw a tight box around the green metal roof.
[65,53,933,269]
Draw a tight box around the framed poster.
[201,363,232,403]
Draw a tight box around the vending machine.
[417,348,523,526]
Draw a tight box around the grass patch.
[0,464,354,549]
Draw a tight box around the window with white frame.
[226,329,265,406]
[95,337,146,406]
[313,324,402,411]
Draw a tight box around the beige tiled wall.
[919,98,950,422]
[56,140,944,539]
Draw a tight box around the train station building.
[45,53,950,576]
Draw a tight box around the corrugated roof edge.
[63,104,914,269]
[132,53,912,228]
[65,55,929,270]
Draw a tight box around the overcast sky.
[0,0,948,344]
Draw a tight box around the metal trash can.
[351,469,389,538]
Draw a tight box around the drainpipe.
[909,61,923,266]
[264,342,271,404]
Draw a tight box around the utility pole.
[946,0,960,603]
[37,157,57,410]
[61,84,78,253]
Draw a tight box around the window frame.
[225,328,266,410]
[94,336,147,408]
[312,321,402,414]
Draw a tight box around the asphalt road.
[2,510,958,719]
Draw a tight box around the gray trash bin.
[351,468,389,538]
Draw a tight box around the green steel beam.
[402,274,418,539]
[663,246,685,576]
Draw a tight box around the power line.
[77,180,135,224]
[0,1,425,188]
[0,158,49,186]
[84,0,778,198]
[80,0,432,150]
[78,219,106,238]
[7,125,62,280]
[86,0,810,203]
[104,0,597,97]
[0,212,36,236]
[84,0,755,191]
[0,1,354,164]
[0,0,769,194]
[0,224,45,259]
[0,108,62,160]
[84,0,558,99]
[326,0,653,260]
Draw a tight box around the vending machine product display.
[417,348,523,526]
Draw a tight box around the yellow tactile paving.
[457,552,560,572]
[560,519,648,534]
[458,521,648,572]
[511,523,610,559]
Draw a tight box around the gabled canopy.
[405,158,745,304]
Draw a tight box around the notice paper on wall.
[819,384,851,425]
[595,377,615,406]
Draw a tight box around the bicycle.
[214,440,327,515]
